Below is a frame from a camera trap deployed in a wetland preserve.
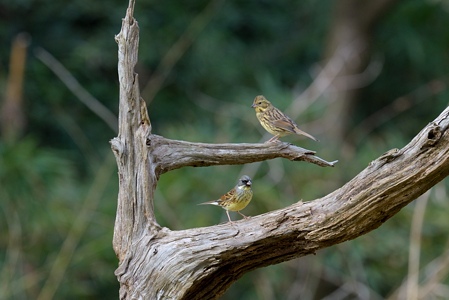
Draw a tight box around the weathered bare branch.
[115,105,449,299]
[111,1,449,299]
[111,0,156,261]
[148,134,337,174]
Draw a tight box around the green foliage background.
[1,0,449,299]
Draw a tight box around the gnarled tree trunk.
[110,1,449,299]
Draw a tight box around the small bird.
[198,175,253,223]
[251,95,317,143]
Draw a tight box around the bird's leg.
[266,135,280,143]
[226,211,234,223]
[237,211,249,219]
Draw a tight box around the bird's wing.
[273,117,317,140]
[271,115,297,132]
[218,188,236,204]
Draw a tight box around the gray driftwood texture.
[110,1,449,299]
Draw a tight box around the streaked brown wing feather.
[268,106,317,141]
[218,188,236,204]
[271,118,297,132]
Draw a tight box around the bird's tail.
[294,128,318,141]
[198,200,219,206]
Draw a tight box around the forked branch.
[111,1,449,299]
[115,105,449,299]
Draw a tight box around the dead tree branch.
[149,135,337,174]
[110,1,449,299]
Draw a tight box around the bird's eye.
[258,102,262,105]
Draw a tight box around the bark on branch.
[149,134,337,174]
[111,1,449,299]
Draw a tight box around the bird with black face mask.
[199,175,253,223]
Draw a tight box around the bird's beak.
[246,180,252,186]
[251,103,256,108]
